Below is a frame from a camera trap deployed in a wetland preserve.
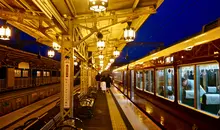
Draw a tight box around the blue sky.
[115,0,220,65]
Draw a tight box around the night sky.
[115,0,220,65]
[1,0,220,65]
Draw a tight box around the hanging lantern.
[97,40,105,51]
[0,25,11,40]
[113,48,120,57]
[48,49,55,58]
[52,42,61,50]
[73,55,76,60]
[110,58,114,63]
[100,60,103,64]
[74,61,78,66]
[99,54,104,60]
[89,0,108,12]
[124,27,135,42]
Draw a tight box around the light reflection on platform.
[110,87,161,130]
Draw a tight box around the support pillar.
[60,18,74,119]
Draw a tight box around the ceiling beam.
[0,0,15,12]
[132,0,140,10]
[0,9,51,22]
[73,7,156,24]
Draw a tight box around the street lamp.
[48,49,55,58]
[89,0,108,12]
[97,40,105,51]
[0,25,11,40]
[52,42,61,50]
[113,47,120,57]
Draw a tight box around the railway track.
[0,94,60,130]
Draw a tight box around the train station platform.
[0,85,162,130]
[82,86,161,130]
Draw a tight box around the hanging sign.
[64,58,70,108]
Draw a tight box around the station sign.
[64,58,70,108]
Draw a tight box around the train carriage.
[113,22,220,130]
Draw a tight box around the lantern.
[110,58,114,63]
[0,25,11,40]
[99,54,104,60]
[89,0,108,12]
[113,48,120,57]
[97,40,105,50]
[52,42,61,50]
[124,27,135,42]
[48,49,55,58]
[74,62,78,66]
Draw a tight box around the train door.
[130,70,135,100]
[123,71,127,95]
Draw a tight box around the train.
[113,20,220,129]
[0,44,62,116]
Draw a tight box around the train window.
[43,71,47,76]
[156,69,165,97]
[136,71,143,90]
[196,63,220,116]
[14,70,21,77]
[123,71,127,87]
[37,71,41,77]
[165,68,174,100]
[144,70,154,93]
[178,65,194,107]
[47,72,50,77]
[22,70,28,77]
[113,71,123,83]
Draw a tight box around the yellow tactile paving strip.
[106,92,127,130]
[111,87,161,130]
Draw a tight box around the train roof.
[114,26,220,71]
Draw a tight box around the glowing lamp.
[89,0,108,12]
[52,42,61,50]
[0,26,11,40]
[48,49,55,58]
[124,27,135,42]
[110,58,114,63]
[113,48,120,57]
[97,40,105,50]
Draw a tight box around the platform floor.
[83,87,161,130]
